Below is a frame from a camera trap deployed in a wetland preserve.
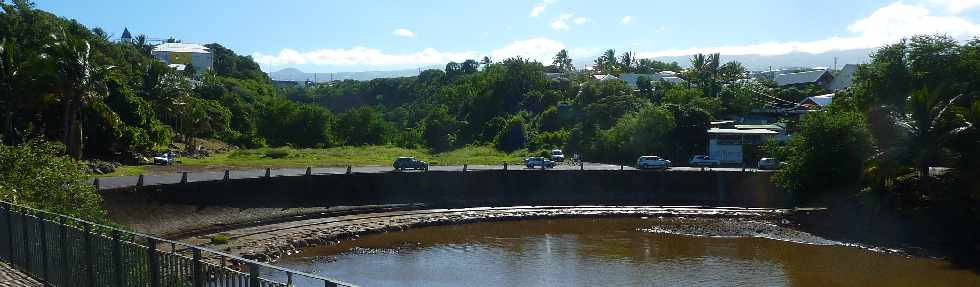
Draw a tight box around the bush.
[0,140,105,221]
[210,233,231,245]
[263,148,292,159]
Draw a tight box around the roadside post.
[463,164,467,172]
[503,162,508,170]
[137,174,144,186]
[223,170,230,180]
[265,168,271,178]
[306,167,312,175]
[180,172,188,183]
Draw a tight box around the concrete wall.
[102,170,789,210]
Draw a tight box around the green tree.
[0,140,105,221]
[335,106,392,146]
[421,105,457,152]
[552,49,574,72]
[774,105,874,196]
[495,116,527,152]
[597,104,675,161]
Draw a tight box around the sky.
[36,0,980,73]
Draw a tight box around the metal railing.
[0,201,357,287]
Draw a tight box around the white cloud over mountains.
[638,2,980,58]
[253,1,980,68]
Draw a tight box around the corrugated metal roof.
[619,73,657,88]
[828,64,857,90]
[774,70,830,86]
[708,128,778,135]
[152,43,210,54]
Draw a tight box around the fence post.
[503,162,507,170]
[21,208,32,273]
[306,167,312,176]
[58,217,68,286]
[83,223,95,287]
[249,262,261,287]
[463,164,467,172]
[287,272,293,286]
[111,230,123,287]
[346,165,351,174]
[3,203,12,263]
[180,172,188,183]
[147,237,161,287]
[38,213,49,284]
[223,170,230,180]
[137,174,144,186]
[580,161,584,170]
[265,168,271,178]
[192,248,203,287]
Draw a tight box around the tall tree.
[552,49,574,72]
[47,26,115,159]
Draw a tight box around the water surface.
[276,218,980,287]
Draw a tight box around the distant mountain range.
[268,67,435,82]
[268,49,875,82]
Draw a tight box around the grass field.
[101,146,538,176]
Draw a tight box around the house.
[800,94,834,109]
[774,70,834,89]
[658,76,687,85]
[707,124,785,164]
[827,64,857,91]
[151,43,213,73]
[593,74,620,81]
[619,73,658,89]
[120,28,132,43]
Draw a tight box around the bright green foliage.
[774,105,874,194]
[335,107,392,146]
[0,140,105,221]
[594,105,675,161]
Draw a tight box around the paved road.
[92,163,770,190]
[0,262,42,287]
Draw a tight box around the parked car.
[550,149,566,162]
[689,155,721,167]
[393,157,428,170]
[525,157,557,169]
[757,158,783,170]
[152,152,175,165]
[637,156,671,169]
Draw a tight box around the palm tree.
[889,87,969,194]
[480,56,492,70]
[719,61,746,83]
[46,26,115,159]
[134,34,152,55]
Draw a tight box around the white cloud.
[927,0,980,13]
[570,48,599,57]
[491,38,566,63]
[531,5,547,17]
[621,16,632,24]
[550,19,570,30]
[637,2,980,58]
[391,28,415,38]
[530,0,558,17]
[253,38,569,67]
[574,17,588,24]
[252,47,477,66]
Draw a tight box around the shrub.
[0,140,105,221]
[263,148,292,159]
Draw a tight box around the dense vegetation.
[1,1,978,255]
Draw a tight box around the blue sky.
[37,0,980,72]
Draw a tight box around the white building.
[151,43,213,73]
[707,124,785,164]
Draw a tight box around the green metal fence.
[0,201,357,287]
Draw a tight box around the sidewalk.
[0,262,42,287]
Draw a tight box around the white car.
[689,155,721,167]
[550,149,565,162]
[637,156,671,169]
[152,153,175,165]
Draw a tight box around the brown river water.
[273,217,980,287]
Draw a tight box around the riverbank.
[176,206,819,263]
